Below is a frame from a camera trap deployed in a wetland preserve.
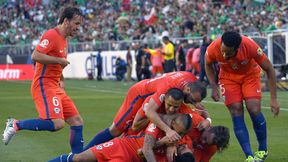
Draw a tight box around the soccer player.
[49,114,193,162]
[183,111,230,162]
[2,7,84,153]
[205,31,280,162]
[131,88,194,133]
[134,91,230,162]
[83,72,211,150]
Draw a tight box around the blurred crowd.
[0,0,287,46]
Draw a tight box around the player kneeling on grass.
[49,113,193,162]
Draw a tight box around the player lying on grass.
[132,89,230,162]
[83,72,211,151]
[49,113,193,162]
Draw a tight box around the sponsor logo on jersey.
[54,107,60,114]
[39,39,49,48]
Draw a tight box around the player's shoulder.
[42,28,59,37]
[208,37,221,49]
[240,35,258,46]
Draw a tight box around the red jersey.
[137,96,193,119]
[178,108,217,162]
[205,36,267,80]
[142,71,197,106]
[32,28,67,91]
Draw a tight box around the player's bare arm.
[59,75,65,90]
[145,99,181,142]
[166,145,177,162]
[194,103,212,130]
[32,50,70,68]
[205,60,220,101]
[131,113,150,133]
[259,59,280,116]
[142,134,158,162]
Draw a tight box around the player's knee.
[52,119,65,130]
[66,115,84,126]
[247,108,261,116]
[228,103,244,116]
[109,124,122,137]
[73,154,90,162]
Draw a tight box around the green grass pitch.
[0,80,287,162]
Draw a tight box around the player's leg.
[48,150,96,162]
[62,95,84,153]
[83,89,147,150]
[243,75,268,161]
[2,93,65,145]
[220,79,254,159]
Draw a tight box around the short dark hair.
[221,31,242,50]
[58,7,82,24]
[166,88,184,101]
[175,152,195,162]
[162,36,169,41]
[187,81,207,100]
[175,114,192,134]
[210,126,230,152]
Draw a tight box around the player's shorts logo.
[54,107,60,114]
[96,145,102,150]
[39,39,49,48]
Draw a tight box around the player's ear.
[63,18,69,26]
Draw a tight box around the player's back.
[144,71,197,93]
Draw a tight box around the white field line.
[71,86,288,112]
[6,81,288,111]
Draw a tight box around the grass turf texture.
[0,80,287,162]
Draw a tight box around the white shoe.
[3,118,17,145]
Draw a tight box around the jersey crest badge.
[231,63,238,70]
[54,107,60,114]
[39,39,49,48]
[147,123,156,132]
[257,48,263,56]
[96,145,102,150]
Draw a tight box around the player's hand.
[166,145,177,162]
[270,99,280,117]
[197,119,211,131]
[211,87,220,102]
[59,58,70,69]
[59,80,65,90]
[166,129,181,142]
[137,148,145,160]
